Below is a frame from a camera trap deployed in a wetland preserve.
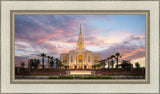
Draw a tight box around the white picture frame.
[1,0,159,94]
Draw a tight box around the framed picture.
[1,0,159,94]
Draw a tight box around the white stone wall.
[60,53,69,66]
[60,49,101,69]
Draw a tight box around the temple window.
[83,57,85,64]
[75,56,77,64]
[88,56,90,62]
[63,57,67,64]
[79,42,82,49]
[71,56,73,62]
[94,57,98,63]
[79,55,83,62]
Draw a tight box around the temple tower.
[77,21,85,49]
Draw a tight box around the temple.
[60,22,101,69]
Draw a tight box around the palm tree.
[99,59,105,69]
[39,53,46,70]
[28,59,40,70]
[121,60,133,71]
[55,58,63,69]
[47,56,50,68]
[28,59,33,70]
[110,55,115,69]
[96,64,101,69]
[20,62,25,68]
[103,59,106,68]
[92,65,96,70]
[106,57,110,69]
[115,52,121,69]
[55,58,58,69]
[135,62,140,69]
[49,56,54,68]
[98,60,102,68]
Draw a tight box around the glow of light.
[70,71,91,75]
[131,57,145,67]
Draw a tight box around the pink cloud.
[35,33,60,43]
[16,38,28,41]
[56,29,64,33]
[120,48,145,60]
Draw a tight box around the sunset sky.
[15,14,145,67]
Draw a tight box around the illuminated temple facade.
[60,22,101,69]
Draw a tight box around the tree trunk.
[42,57,44,69]
[108,61,110,69]
[48,59,49,68]
[111,59,113,69]
[116,57,119,69]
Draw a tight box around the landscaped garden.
[15,52,145,79]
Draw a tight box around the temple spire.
[80,21,81,34]
[77,21,84,49]
[79,21,82,38]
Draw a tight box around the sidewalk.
[15,75,145,79]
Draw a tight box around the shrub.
[100,76,112,79]
[74,76,80,79]
[49,76,57,79]
[58,76,73,79]
[64,76,73,79]
[84,76,96,79]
